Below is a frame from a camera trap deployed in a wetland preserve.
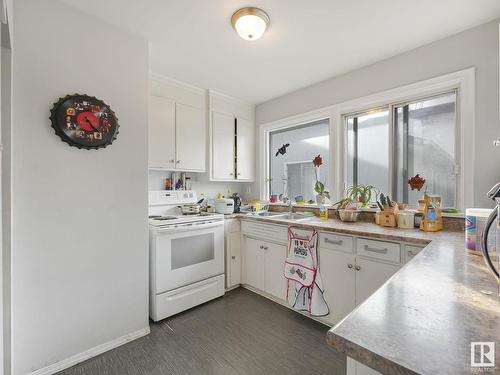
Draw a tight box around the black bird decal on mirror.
[275,143,290,157]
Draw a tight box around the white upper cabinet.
[212,111,235,180]
[210,91,255,182]
[175,103,206,171]
[148,96,175,169]
[148,74,207,172]
[236,117,255,180]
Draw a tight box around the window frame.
[265,118,333,202]
[344,89,459,208]
[258,68,475,210]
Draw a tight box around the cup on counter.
[397,211,415,229]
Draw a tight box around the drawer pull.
[325,238,343,245]
[347,264,353,269]
[355,265,361,271]
[364,245,388,254]
[231,256,236,259]
[263,246,269,250]
[407,250,416,256]
[259,245,264,249]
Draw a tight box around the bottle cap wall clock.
[50,94,119,150]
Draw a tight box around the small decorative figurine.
[408,174,426,191]
[275,143,290,156]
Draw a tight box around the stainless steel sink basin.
[245,211,286,217]
[265,213,314,222]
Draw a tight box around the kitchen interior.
[2,1,500,375]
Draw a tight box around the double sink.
[246,211,315,222]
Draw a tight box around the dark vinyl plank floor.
[58,288,346,375]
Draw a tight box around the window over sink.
[268,120,330,203]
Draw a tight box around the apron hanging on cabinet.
[284,227,329,317]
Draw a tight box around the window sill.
[268,202,464,218]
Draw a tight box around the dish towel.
[284,227,329,317]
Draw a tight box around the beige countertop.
[236,214,500,375]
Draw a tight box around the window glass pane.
[395,92,456,207]
[269,120,329,202]
[346,109,389,195]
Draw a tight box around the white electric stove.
[149,190,225,322]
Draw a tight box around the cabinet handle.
[259,245,264,249]
[364,245,388,254]
[407,250,416,256]
[355,265,361,271]
[237,173,241,176]
[325,238,343,245]
[229,173,234,176]
[170,159,175,163]
[263,246,269,250]
[231,256,236,259]
[347,264,353,269]
[176,160,181,164]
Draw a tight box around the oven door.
[154,220,224,293]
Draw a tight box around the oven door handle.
[156,220,224,233]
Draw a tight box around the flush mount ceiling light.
[231,7,270,41]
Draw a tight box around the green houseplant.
[346,184,379,208]
[312,155,330,204]
[333,184,379,209]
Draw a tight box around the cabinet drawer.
[404,245,425,263]
[241,220,287,243]
[319,232,354,253]
[356,238,401,263]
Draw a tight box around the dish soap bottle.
[319,203,328,220]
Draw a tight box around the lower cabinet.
[320,248,356,325]
[263,242,287,301]
[319,236,401,326]
[225,219,241,289]
[347,357,383,375]
[243,236,287,301]
[243,237,265,291]
[355,258,400,305]
[238,220,418,328]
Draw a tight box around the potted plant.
[346,184,379,208]
[312,155,330,204]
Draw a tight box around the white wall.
[256,20,500,208]
[1,45,11,375]
[11,1,149,374]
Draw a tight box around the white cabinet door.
[212,111,235,180]
[148,96,175,169]
[243,237,265,291]
[228,232,241,288]
[264,242,287,301]
[236,117,254,180]
[355,258,399,306]
[175,103,206,171]
[319,248,356,325]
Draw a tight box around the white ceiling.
[60,0,500,104]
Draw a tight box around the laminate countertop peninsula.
[239,215,500,375]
